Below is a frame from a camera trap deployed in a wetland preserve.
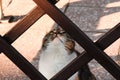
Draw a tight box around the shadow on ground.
[0,0,120,80]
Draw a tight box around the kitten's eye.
[50,32,53,35]
[59,31,66,34]
[50,31,55,35]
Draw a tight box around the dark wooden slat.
[3,0,59,44]
[51,23,120,79]
[0,36,47,80]
[0,1,59,79]
[47,0,59,4]
[95,23,120,50]
[3,6,45,43]
[52,52,92,80]
[33,0,120,79]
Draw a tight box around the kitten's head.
[42,27,75,53]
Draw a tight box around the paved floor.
[0,0,120,80]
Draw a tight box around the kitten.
[38,27,96,80]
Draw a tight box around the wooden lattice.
[0,0,120,80]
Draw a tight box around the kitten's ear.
[51,26,57,30]
[58,26,64,31]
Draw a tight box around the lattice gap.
[0,0,120,80]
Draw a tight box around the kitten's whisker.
[56,35,64,44]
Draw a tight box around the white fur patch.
[38,38,77,80]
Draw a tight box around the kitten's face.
[42,27,75,53]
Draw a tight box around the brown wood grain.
[3,6,45,43]
[33,0,120,79]
[0,36,47,80]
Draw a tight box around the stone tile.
[65,5,120,80]
[0,0,71,79]
[105,38,120,60]
[89,60,115,80]
[0,0,120,79]
[3,0,36,15]
[87,38,120,80]
[69,0,120,7]
[65,7,102,31]
[97,7,120,29]
[88,38,120,80]
[69,0,104,7]
[65,6,120,31]
[56,0,69,8]
[75,32,119,80]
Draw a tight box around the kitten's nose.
[53,37,60,44]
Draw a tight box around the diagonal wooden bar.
[0,0,58,79]
[0,35,47,80]
[3,0,59,44]
[95,23,120,50]
[0,0,119,79]
[33,0,120,79]
[51,23,120,79]
[3,6,45,43]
